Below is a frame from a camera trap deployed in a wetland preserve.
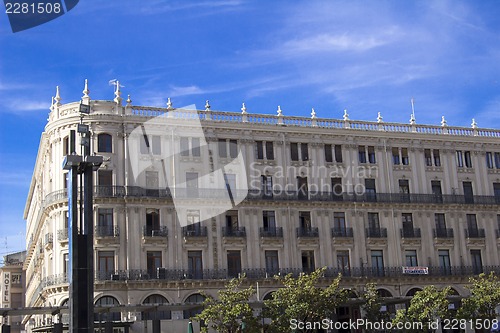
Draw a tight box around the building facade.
[23,83,500,332]
[0,251,26,333]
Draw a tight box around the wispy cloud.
[0,99,49,114]
[0,171,32,187]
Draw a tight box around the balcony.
[95,225,120,239]
[57,229,68,243]
[44,186,500,207]
[331,227,353,245]
[400,228,421,245]
[182,226,208,237]
[296,227,319,238]
[465,228,486,246]
[222,227,246,238]
[365,228,387,238]
[433,228,454,238]
[259,227,283,238]
[143,226,168,237]
[44,233,53,250]
[92,265,500,282]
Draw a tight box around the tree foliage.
[362,282,390,332]
[393,285,451,332]
[457,272,500,321]
[264,267,347,333]
[195,276,261,333]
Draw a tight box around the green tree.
[362,283,390,332]
[393,285,451,332]
[195,276,261,333]
[264,267,347,333]
[457,272,500,321]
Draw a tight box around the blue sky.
[1,0,500,255]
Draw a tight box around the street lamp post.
[63,102,103,333]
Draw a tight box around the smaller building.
[0,251,27,333]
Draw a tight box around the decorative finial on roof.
[311,108,316,119]
[205,100,211,111]
[241,102,247,114]
[377,112,383,123]
[166,97,173,110]
[471,118,477,129]
[277,105,283,117]
[54,86,62,106]
[114,80,122,105]
[82,79,89,98]
[409,112,416,125]
[50,96,55,112]
[343,109,349,121]
[441,115,447,127]
[126,94,132,106]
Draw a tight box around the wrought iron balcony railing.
[95,225,120,238]
[222,227,246,237]
[331,227,353,238]
[365,228,388,238]
[44,186,500,206]
[259,227,283,238]
[400,228,421,238]
[44,233,53,246]
[143,226,168,237]
[182,226,208,237]
[296,227,319,237]
[464,228,486,238]
[433,228,454,238]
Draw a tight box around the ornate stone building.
[0,251,26,333]
[23,82,500,332]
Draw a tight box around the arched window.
[406,288,422,297]
[60,299,69,325]
[183,294,205,319]
[94,296,120,322]
[97,133,112,153]
[377,289,396,314]
[142,294,171,320]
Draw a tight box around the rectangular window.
[152,136,161,155]
[464,151,473,168]
[147,251,162,275]
[301,143,309,161]
[470,250,483,274]
[333,212,346,231]
[438,249,451,275]
[261,175,273,196]
[401,148,409,165]
[192,137,201,157]
[299,211,312,230]
[146,210,160,234]
[337,251,350,275]
[186,172,198,197]
[495,152,500,169]
[63,253,69,275]
[297,176,308,200]
[367,212,380,231]
[401,213,414,236]
[140,134,150,154]
[433,150,441,166]
[256,141,264,159]
[424,149,432,166]
[229,139,238,158]
[325,144,333,163]
[263,211,276,229]
[188,251,203,279]
[227,251,242,278]
[392,147,400,165]
[266,141,274,160]
[301,251,315,273]
[435,213,446,231]
[98,170,113,186]
[493,183,500,201]
[265,250,279,275]
[399,179,410,193]
[225,210,239,230]
[334,145,343,163]
[63,136,69,156]
[405,250,418,267]
[291,143,299,161]
[368,146,376,164]
[180,137,189,156]
[486,152,494,169]
[457,150,464,167]
[371,250,384,277]
[218,139,227,158]
[331,178,343,200]
[98,251,115,278]
[98,208,113,227]
[358,146,367,163]
[365,179,376,201]
[146,171,159,189]
[463,181,474,203]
